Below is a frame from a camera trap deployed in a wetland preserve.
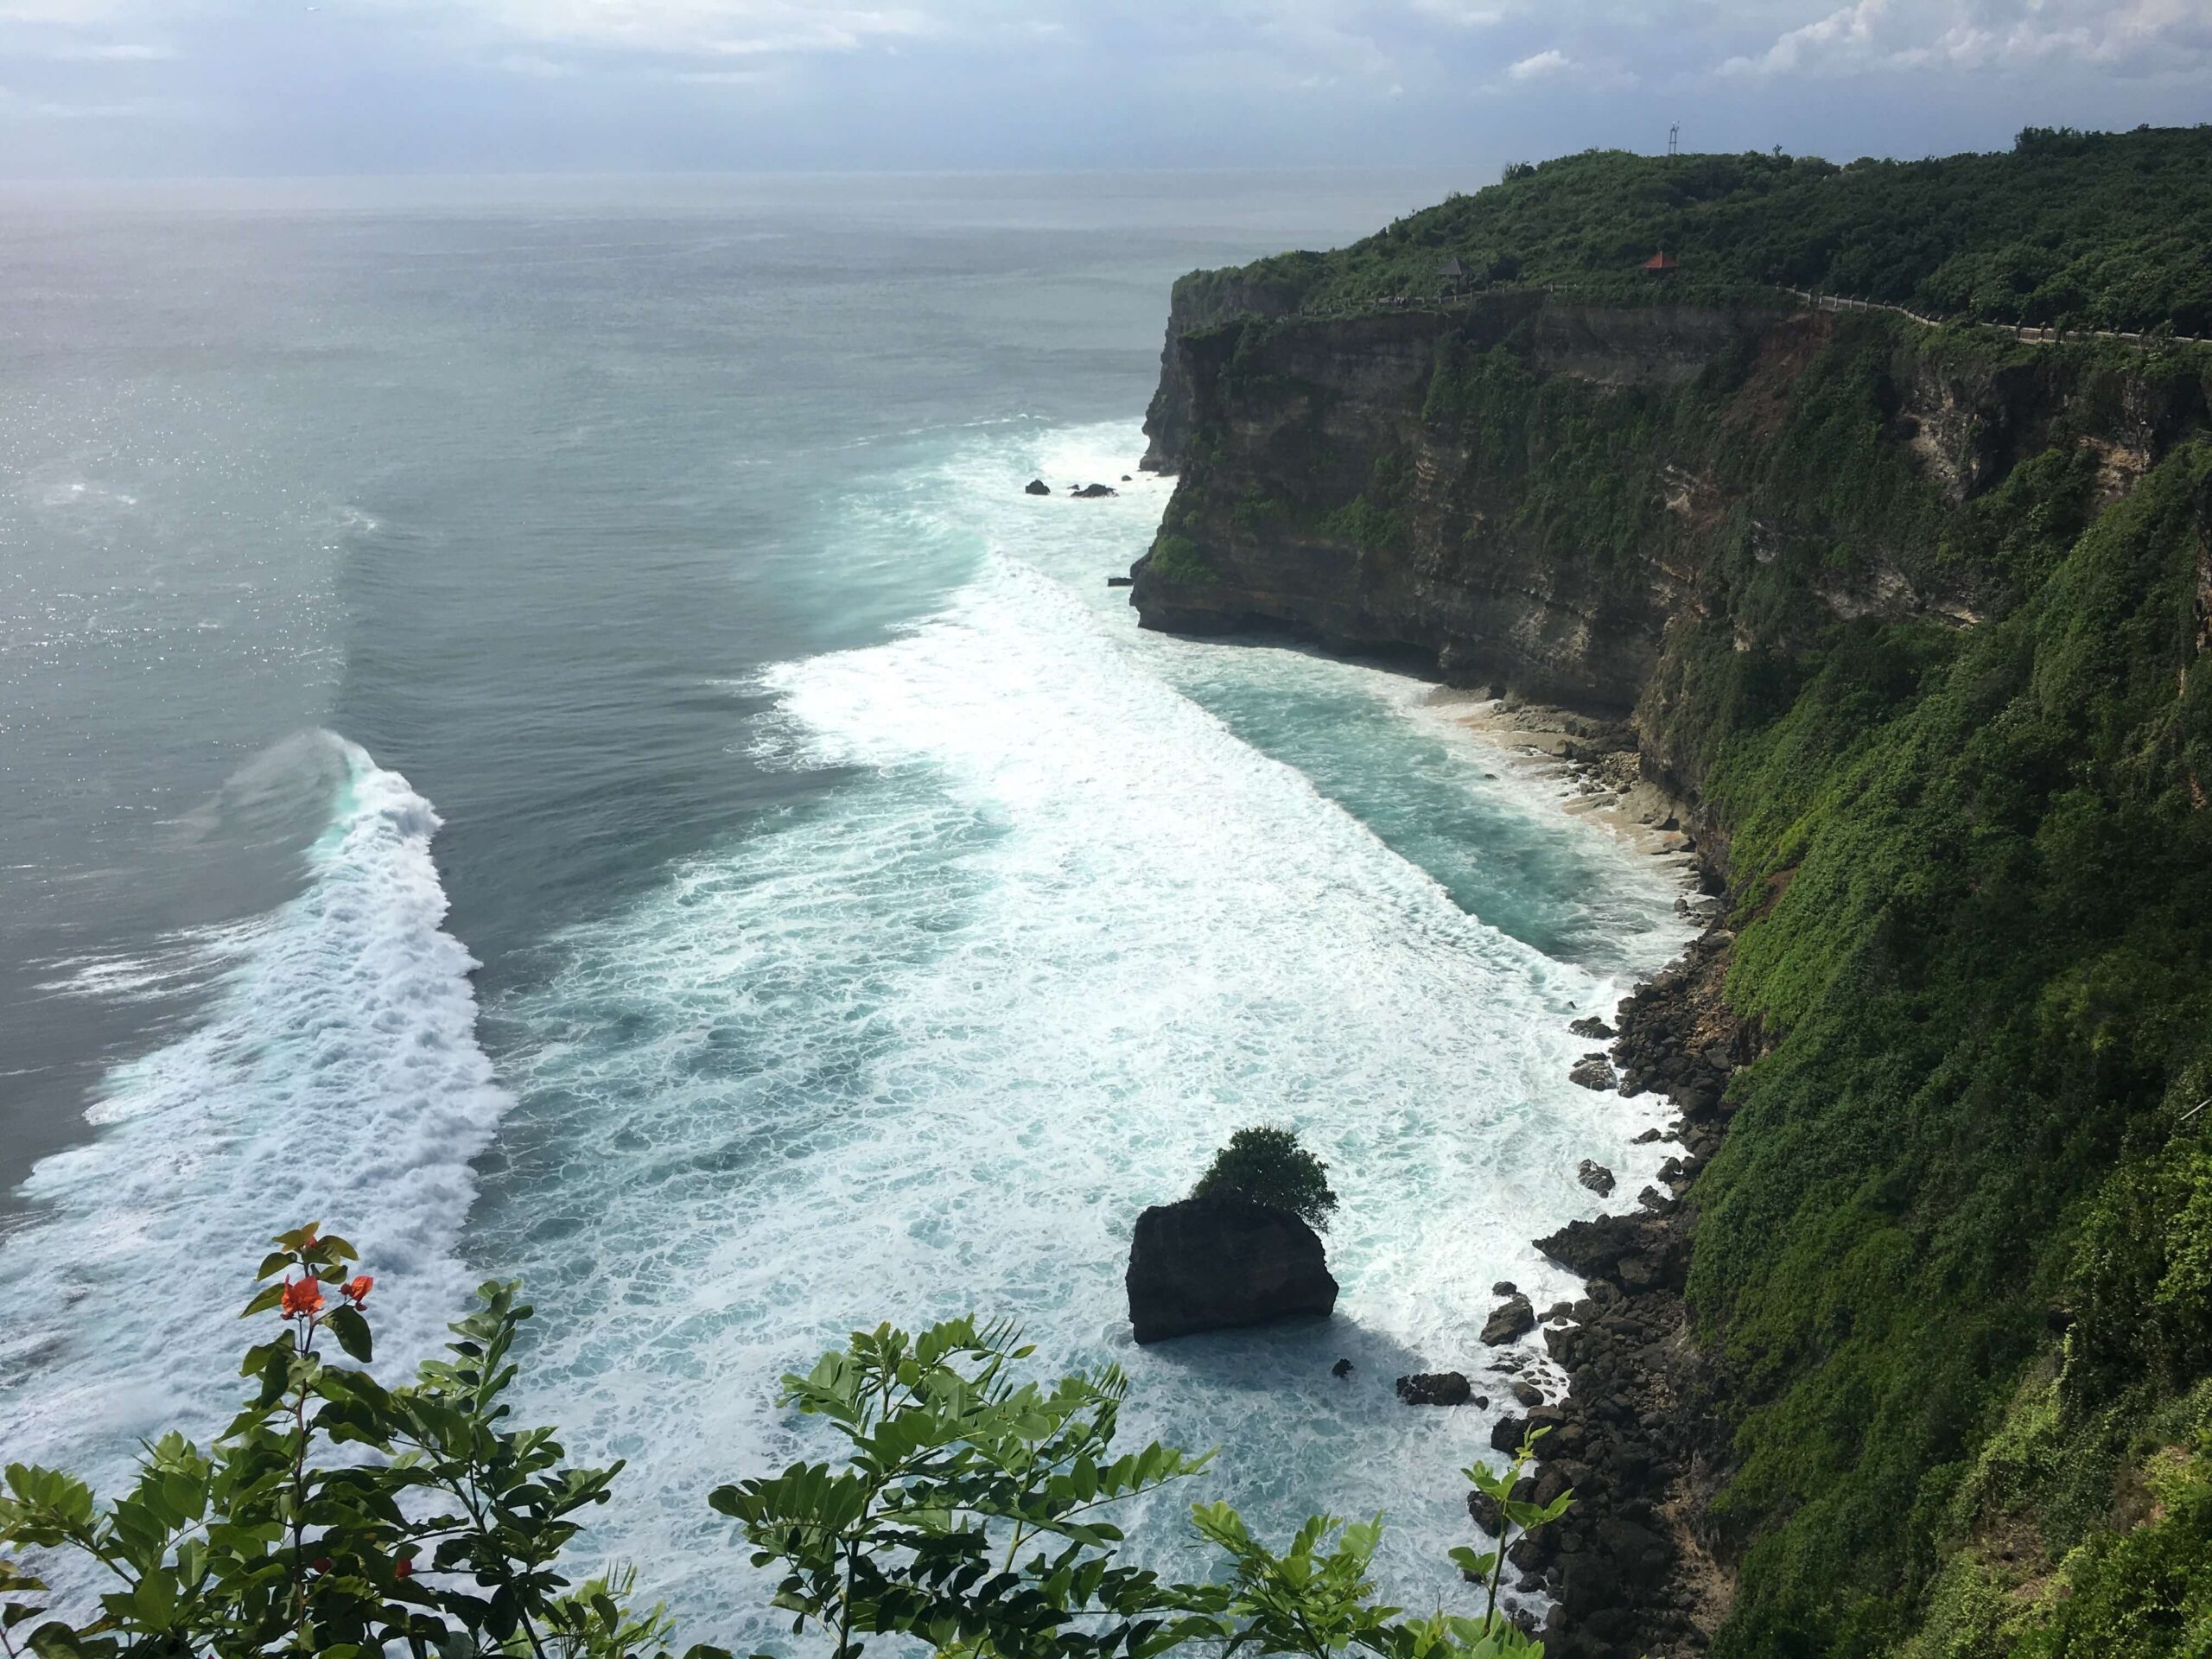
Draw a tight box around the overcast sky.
[0,0,2205,178]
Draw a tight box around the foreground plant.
[717,1317,1563,1658]
[0,1224,712,1659]
[4,1231,1566,1659]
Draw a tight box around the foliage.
[1145,534,1219,586]
[3,1238,1570,1659]
[2014,1419,2212,1659]
[716,1315,1564,1659]
[1569,327,2212,1656]
[1184,126,2212,334]
[0,1225,713,1659]
[1192,1128,1340,1230]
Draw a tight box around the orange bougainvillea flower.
[280,1277,325,1319]
[340,1274,373,1306]
[393,1556,415,1580]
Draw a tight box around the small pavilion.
[1643,251,1679,278]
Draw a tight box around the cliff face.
[1134,294,2208,791]
[1131,290,2212,1659]
[1136,299,1777,712]
[1140,265,1321,474]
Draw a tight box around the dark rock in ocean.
[1491,1280,1518,1296]
[1511,1379,1545,1408]
[1473,1395,1491,1409]
[1071,481,1118,498]
[1125,1192,1337,1344]
[1332,1357,1355,1378]
[1568,1055,1618,1091]
[1105,575,1135,588]
[1637,1185,1671,1212]
[1491,1414,1530,1453]
[1396,1371,1472,1406]
[1024,478,1052,495]
[1567,1015,1616,1040]
[1631,1127,1664,1144]
[1577,1160,1617,1197]
[1121,474,1133,481]
[1482,1294,1536,1345]
[1542,1301,1575,1322]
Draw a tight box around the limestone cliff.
[1132,293,2209,799]
[1128,284,2212,1659]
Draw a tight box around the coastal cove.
[12,129,2212,1659]
[0,180,1695,1654]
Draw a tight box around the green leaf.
[327,1306,373,1364]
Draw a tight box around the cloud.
[461,1,936,58]
[1506,47,1571,79]
[1718,0,2212,79]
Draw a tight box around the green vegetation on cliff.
[1414,299,2212,1652]
[1197,126,2212,334]
[1154,236,2212,1649]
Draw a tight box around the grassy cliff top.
[1195,125,2212,335]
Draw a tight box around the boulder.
[1332,1357,1355,1378]
[1568,1055,1618,1091]
[1395,1371,1472,1406]
[1577,1160,1616,1197]
[1511,1378,1546,1408]
[1468,1489,1503,1537]
[1071,482,1118,498]
[1481,1294,1536,1345]
[1024,478,1052,496]
[1125,1192,1336,1344]
[1567,1016,1616,1040]
[1491,1280,1518,1296]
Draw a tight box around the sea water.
[0,177,1689,1645]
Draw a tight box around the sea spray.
[0,734,508,1482]
[467,428,1691,1646]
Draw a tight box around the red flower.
[280,1277,325,1319]
[340,1274,373,1306]
[393,1556,415,1580]
[311,1557,334,1575]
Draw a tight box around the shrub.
[1193,1126,1340,1230]
[0,1224,707,1659]
[3,1228,1565,1659]
[1147,533,1219,586]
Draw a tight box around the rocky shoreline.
[1503,919,1748,1658]
[1433,701,1745,1656]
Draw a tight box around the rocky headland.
[1121,201,2212,1654]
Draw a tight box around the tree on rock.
[1193,1125,1338,1230]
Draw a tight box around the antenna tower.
[1668,124,1680,160]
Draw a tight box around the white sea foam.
[0,734,508,1482]
[475,424,1690,1643]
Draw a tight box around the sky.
[0,0,2206,178]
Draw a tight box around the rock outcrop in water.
[1125,1192,1337,1344]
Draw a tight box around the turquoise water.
[0,179,1688,1645]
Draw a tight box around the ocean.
[0,172,1692,1643]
